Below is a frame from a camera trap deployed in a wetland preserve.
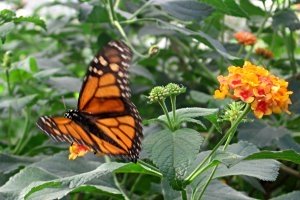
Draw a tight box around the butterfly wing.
[37,41,142,162]
[78,40,133,114]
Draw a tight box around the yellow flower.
[69,143,91,160]
[234,31,257,46]
[214,61,293,118]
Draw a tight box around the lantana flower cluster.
[234,31,257,46]
[214,61,292,118]
[69,143,91,160]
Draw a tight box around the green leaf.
[201,180,255,200]
[152,0,214,21]
[48,77,81,93]
[239,0,265,16]
[29,57,38,72]
[0,154,37,174]
[157,107,218,128]
[143,128,203,189]
[0,152,126,200]
[0,9,16,22]
[246,150,300,164]
[155,19,240,61]
[272,9,300,31]
[13,16,46,30]
[0,22,15,42]
[271,191,300,200]
[86,6,110,23]
[189,90,213,104]
[0,95,37,111]
[201,0,249,18]
[238,120,288,148]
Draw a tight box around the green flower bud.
[148,86,168,103]
[165,83,186,96]
[219,102,246,123]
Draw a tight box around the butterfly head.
[64,109,79,119]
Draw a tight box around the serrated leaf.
[152,0,214,21]
[13,16,46,30]
[246,150,300,164]
[143,128,203,189]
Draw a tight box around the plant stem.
[184,104,251,184]
[170,95,176,123]
[159,100,174,131]
[107,0,148,58]
[196,105,250,199]
[129,0,152,19]
[181,189,188,200]
[137,160,162,177]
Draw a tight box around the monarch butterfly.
[37,41,143,162]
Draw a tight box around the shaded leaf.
[152,0,214,21]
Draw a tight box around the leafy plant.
[1,0,300,199]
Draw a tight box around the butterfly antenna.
[61,96,67,110]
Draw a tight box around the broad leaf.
[0,152,127,200]
[143,128,203,189]
[0,154,37,174]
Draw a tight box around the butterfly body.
[37,41,142,162]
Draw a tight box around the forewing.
[78,41,133,114]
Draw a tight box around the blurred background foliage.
[0,0,300,199]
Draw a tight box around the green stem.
[236,45,244,57]
[137,160,162,177]
[129,0,152,19]
[244,0,275,60]
[107,0,148,58]
[170,95,176,123]
[105,156,130,200]
[159,100,174,131]
[184,104,251,184]
[13,109,30,154]
[198,124,238,199]
[181,189,188,200]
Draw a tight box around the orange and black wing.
[37,41,143,162]
[78,40,133,114]
[36,115,141,161]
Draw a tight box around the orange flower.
[255,48,273,59]
[214,61,292,118]
[234,31,257,46]
[69,143,91,160]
